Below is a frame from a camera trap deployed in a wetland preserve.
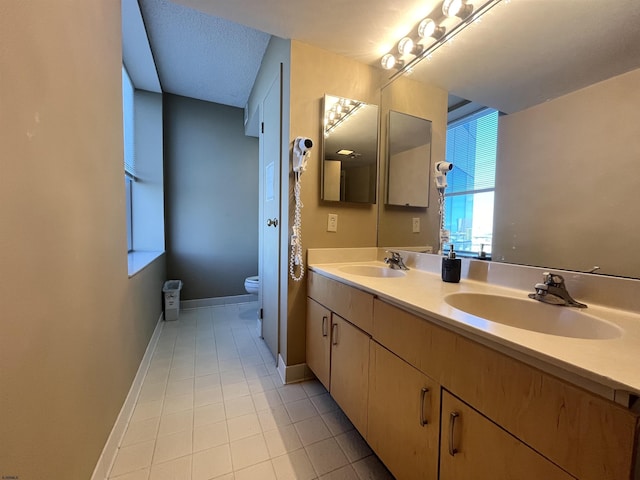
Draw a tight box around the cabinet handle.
[448,411,459,456]
[420,387,429,426]
[331,323,338,345]
[322,316,328,337]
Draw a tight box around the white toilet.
[244,276,259,295]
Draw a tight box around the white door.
[259,70,282,363]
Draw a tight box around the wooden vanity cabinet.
[440,390,575,480]
[373,298,640,480]
[306,271,374,436]
[368,342,440,480]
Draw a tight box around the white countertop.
[309,258,640,403]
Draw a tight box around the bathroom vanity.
[306,249,640,480]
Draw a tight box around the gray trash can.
[163,280,183,321]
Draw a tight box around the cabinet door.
[368,342,439,480]
[330,314,370,436]
[440,391,575,480]
[306,298,331,390]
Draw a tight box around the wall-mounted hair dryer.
[293,137,313,173]
[434,161,453,190]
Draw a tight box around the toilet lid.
[245,276,259,284]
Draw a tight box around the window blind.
[445,109,498,195]
[122,66,136,178]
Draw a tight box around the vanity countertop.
[308,259,640,402]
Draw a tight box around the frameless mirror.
[377,1,640,278]
[322,95,379,204]
[386,111,432,207]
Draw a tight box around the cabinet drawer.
[440,390,575,480]
[308,271,373,333]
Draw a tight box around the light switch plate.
[412,217,420,233]
[327,214,338,232]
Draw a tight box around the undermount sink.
[444,292,622,340]
[338,265,406,278]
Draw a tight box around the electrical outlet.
[327,213,338,232]
[412,217,420,233]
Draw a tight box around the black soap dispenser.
[442,244,461,283]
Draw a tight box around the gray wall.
[0,2,166,477]
[164,94,259,300]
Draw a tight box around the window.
[122,65,135,252]
[444,108,498,255]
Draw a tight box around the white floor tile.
[192,444,232,480]
[194,402,226,427]
[305,437,350,476]
[335,430,372,463]
[227,412,262,441]
[194,384,224,408]
[149,455,191,480]
[130,400,163,423]
[277,383,308,404]
[158,409,193,437]
[285,398,319,423]
[153,429,192,464]
[230,433,270,470]
[294,415,332,446]
[109,305,392,480]
[351,455,394,480]
[320,464,360,480]
[252,389,283,411]
[263,424,303,458]
[234,460,276,480]
[258,405,292,432]
[122,417,160,447]
[109,440,155,477]
[193,420,229,452]
[271,448,317,480]
[321,410,355,436]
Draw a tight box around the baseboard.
[90,313,164,480]
[181,294,257,310]
[277,354,314,384]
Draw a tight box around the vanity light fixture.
[380,0,503,75]
[325,101,363,137]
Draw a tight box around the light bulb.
[418,18,445,39]
[381,53,403,70]
[443,0,472,18]
[398,37,414,55]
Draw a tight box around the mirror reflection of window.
[386,111,432,207]
[444,108,498,255]
[322,95,379,204]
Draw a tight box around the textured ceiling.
[131,0,640,115]
[138,0,270,107]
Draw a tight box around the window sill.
[128,250,164,278]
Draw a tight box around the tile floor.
[107,301,395,480]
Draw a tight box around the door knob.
[267,218,279,227]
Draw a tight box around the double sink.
[338,264,622,341]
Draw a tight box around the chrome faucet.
[528,272,587,308]
[384,251,409,270]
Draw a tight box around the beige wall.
[493,68,640,278]
[285,41,386,365]
[378,75,448,249]
[0,2,165,477]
